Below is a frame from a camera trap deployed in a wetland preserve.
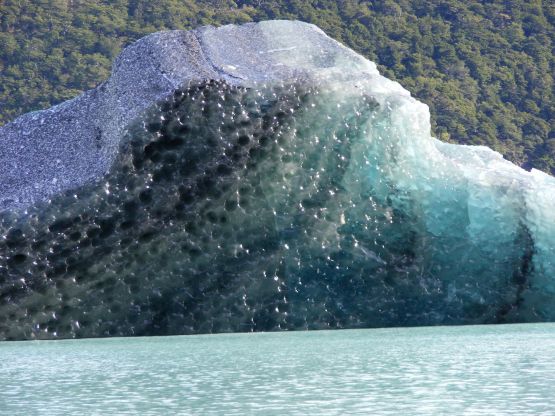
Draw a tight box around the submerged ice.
[0,21,554,340]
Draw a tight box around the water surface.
[2,323,555,414]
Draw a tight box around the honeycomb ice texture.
[1,21,554,340]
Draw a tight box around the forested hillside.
[1,0,554,173]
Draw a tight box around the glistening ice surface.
[1,21,554,340]
[2,324,555,415]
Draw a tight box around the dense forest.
[0,0,554,173]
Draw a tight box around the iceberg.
[0,20,554,340]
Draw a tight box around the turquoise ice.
[0,21,554,339]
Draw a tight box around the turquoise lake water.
[1,323,555,415]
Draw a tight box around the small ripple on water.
[1,323,555,415]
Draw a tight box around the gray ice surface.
[1,21,361,212]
